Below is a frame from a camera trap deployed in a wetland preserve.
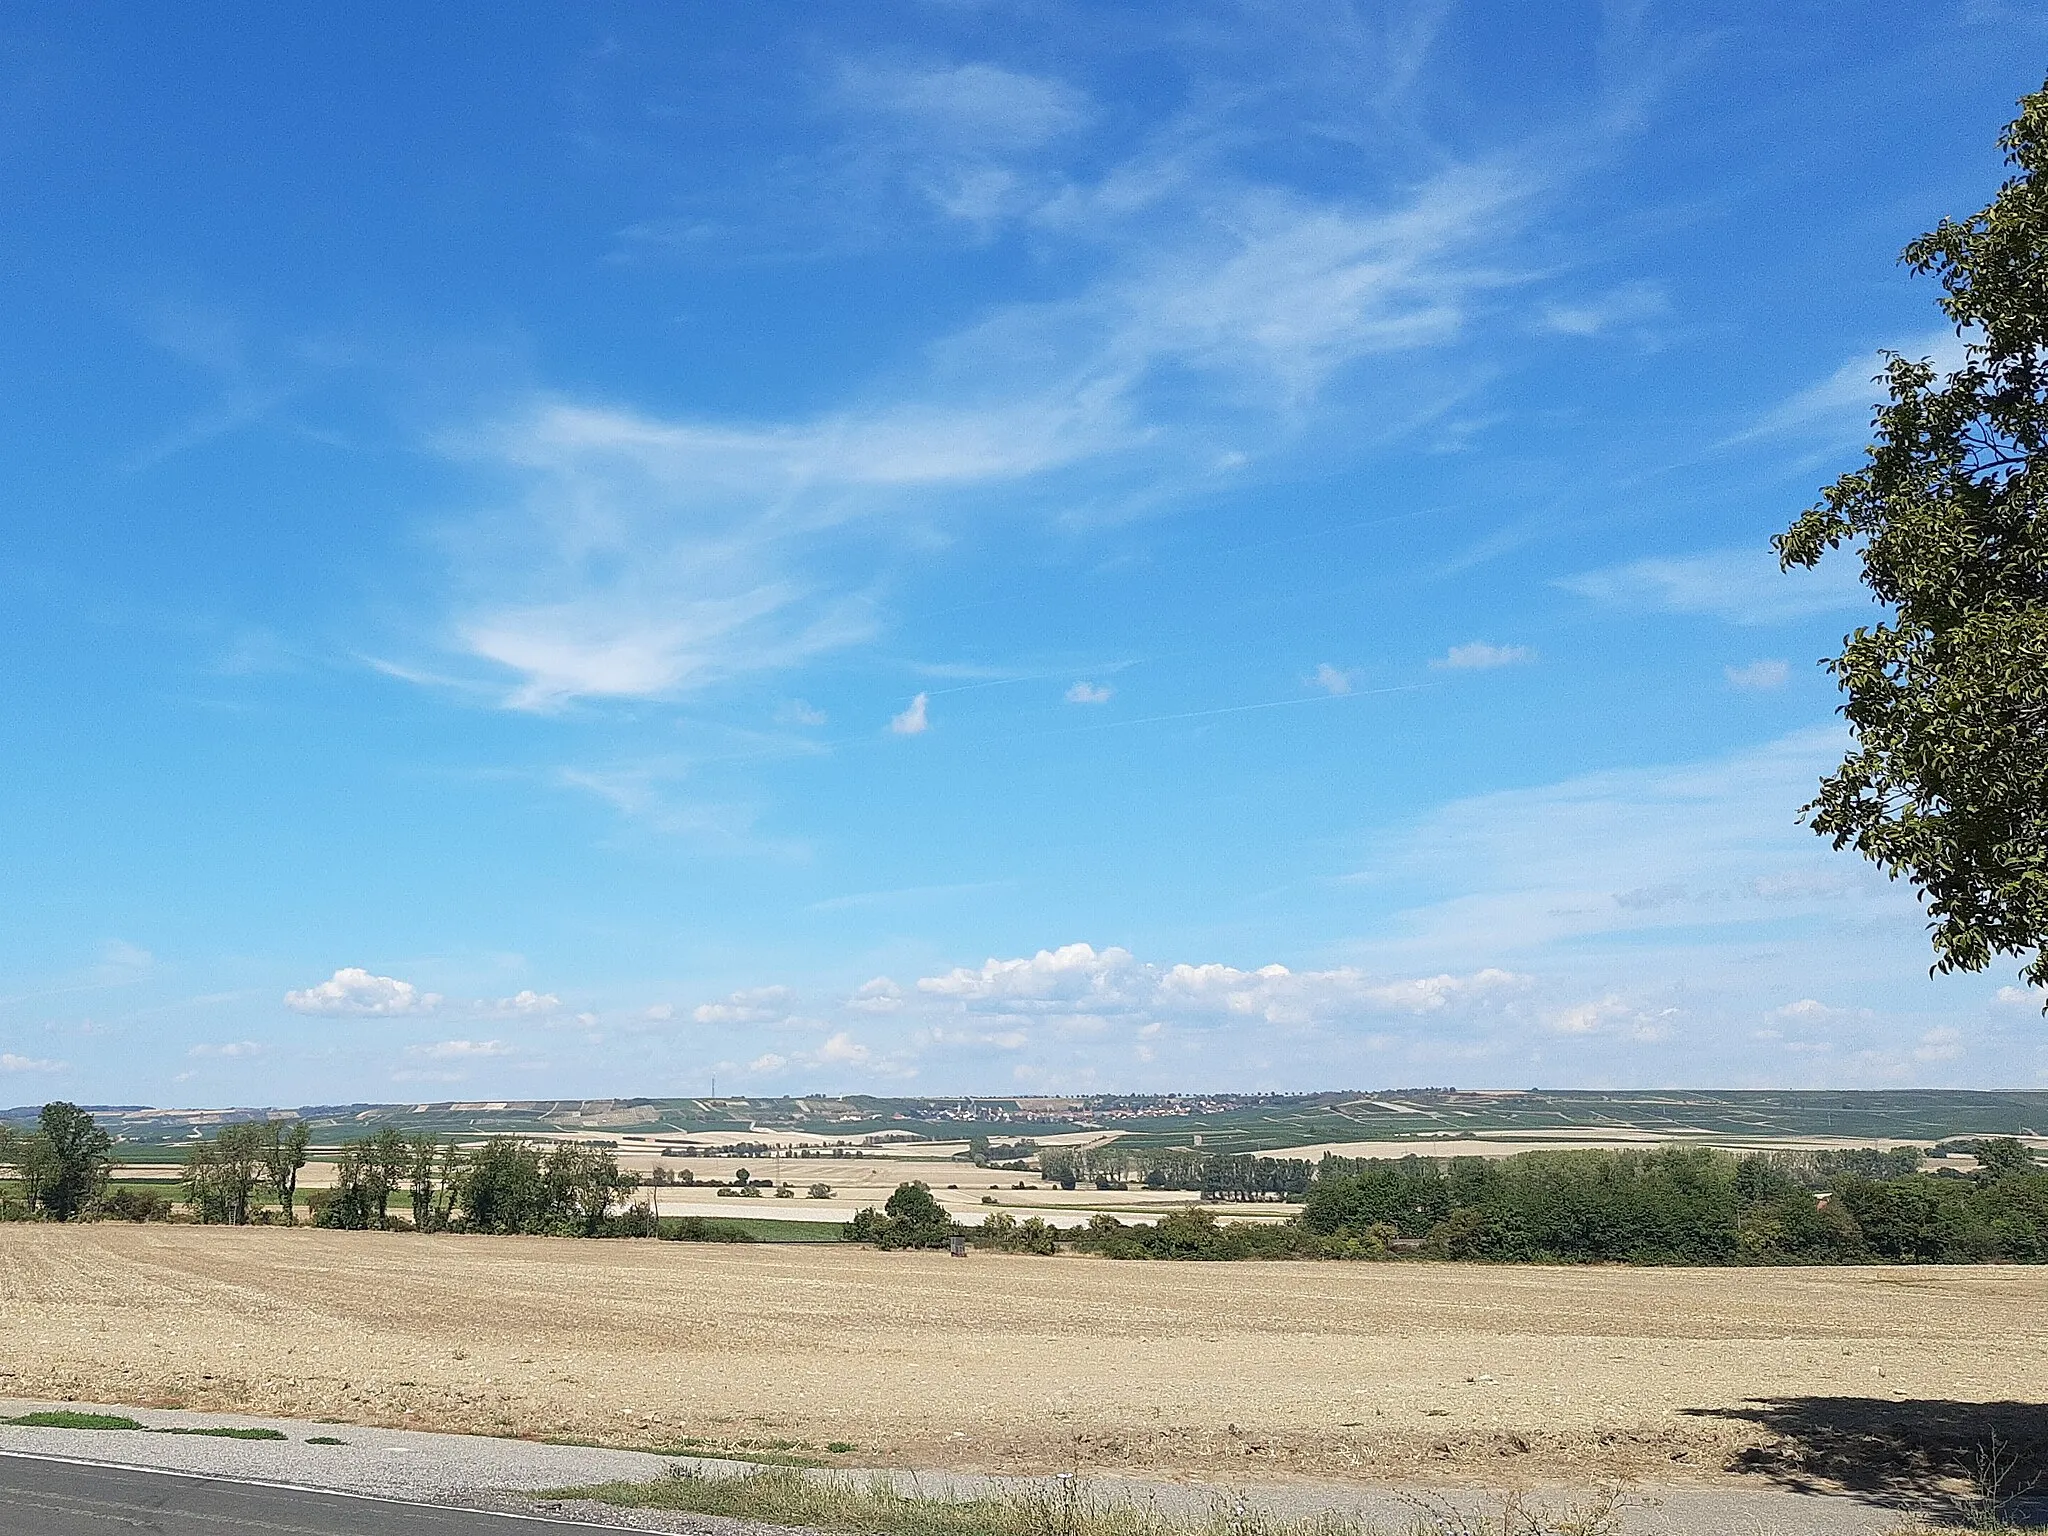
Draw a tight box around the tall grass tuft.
[547,1466,1638,1536]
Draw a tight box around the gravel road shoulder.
[0,1396,1980,1535]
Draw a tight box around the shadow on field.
[1685,1397,2048,1523]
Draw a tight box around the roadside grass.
[3,1412,144,1431]
[1,1411,284,1441]
[544,1466,1638,1536]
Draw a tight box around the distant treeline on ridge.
[5,1101,2045,1265]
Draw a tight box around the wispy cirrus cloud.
[1557,546,1867,625]
[405,39,1591,717]
[1741,328,1968,441]
[408,1039,512,1060]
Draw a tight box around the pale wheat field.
[2,1225,2044,1490]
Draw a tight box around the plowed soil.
[2,1226,2043,1490]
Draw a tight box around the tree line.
[1037,1144,1313,1198]
[1072,1143,2048,1264]
[840,1142,2048,1265]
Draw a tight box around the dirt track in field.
[2,1226,2044,1491]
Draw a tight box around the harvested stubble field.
[2,1226,2045,1496]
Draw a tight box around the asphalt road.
[0,1454,624,1535]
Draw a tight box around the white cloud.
[433,396,1097,712]
[1914,1025,1964,1062]
[1558,547,1867,625]
[489,989,562,1017]
[284,967,438,1017]
[1537,284,1666,337]
[916,942,1524,1029]
[1065,681,1113,704]
[1726,659,1790,691]
[818,1031,871,1065]
[406,65,1565,716]
[889,692,930,735]
[1549,996,1677,1042]
[643,1003,675,1022]
[692,986,796,1026]
[777,699,827,727]
[1434,641,1532,670]
[1995,986,2047,1009]
[0,1054,63,1073]
[847,977,904,1013]
[1774,998,1847,1023]
[748,1052,789,1073]
[1745,329,1968,439]
[409,1039,511,1060]
[1309,663,1353,695]
[842,61,1091,151]
[101,940,154,974]
[553,764,774,850]
[187,1041,264,1059]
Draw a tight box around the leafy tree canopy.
[1778,81,2048,995]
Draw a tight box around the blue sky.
[5,2,2046,1105]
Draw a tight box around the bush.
[1071,1209,1320,1260]
[967,1212,1059,1255]
[101,1188,173,1223]
[659,1216,757,1243]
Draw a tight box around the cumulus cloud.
[745,1032,895,1078]
[847,977,904,1013]
[1914,1025,1964,1062]
[187,1041,264,1059]
[693,986,797,1026]
[284,967,438,1016]
[0,1054,63,1072]
[1548,996,1676,1041]
[1309,663,1353,695]
[1065,681,1113,704]
[489,989,562,1017]
[1433,641,1532,670]
[818,1031,870,1064]
[889,692,930,735]
[1726,659,1790,691]
[916,942,1524,1028]
[1774,998,1848,1023]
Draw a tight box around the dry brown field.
[2,1225,2045,1493]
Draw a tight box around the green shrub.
[101,1188,173,1223]
[659,1215,758,1243]
[967,1212,1060,1254]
